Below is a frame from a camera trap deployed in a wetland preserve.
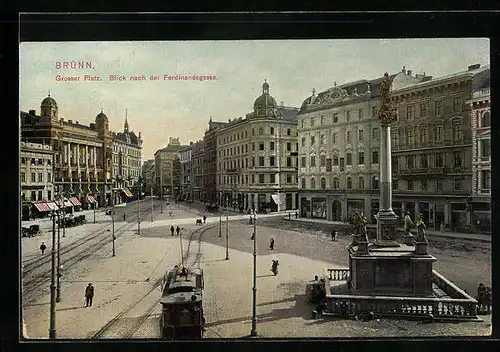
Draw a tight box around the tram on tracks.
[159,265,205,339]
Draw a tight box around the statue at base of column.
[414,214,428,255]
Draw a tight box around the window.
[321,177,326,189]
[420,154,428,168]
[38,190,43,200]
[358,129,364,141]
[21,157,25,164]
[258,174,265,183]
[480,139,491,158]
[340,157,345,171]
[301,120,304,129]
[358,152,364,165]
[482,111,491,127]
[270,141,275,151]
[321,115,325,125]
[435,153,443,167]
[251,174,255,183]
[311,156,316,167]
[301,156,306,167]
[31,172,36,182]
[21,172,25,182]
[320,155,326,167]
[453,151,462,168]
[391,132,399,146]
[270,127,274,135]
[259,156,264,166]
[358,108,364,120]
[286,157,292,167]
[419,127,428,143]
[310,117,315,127]
[311,136,316,145]
[286,142,291,151]
[421,180,428,191]
[408,180,413,191]
[286,174,292,183]
[346,153,352,165]
[259,127,264,135]
[405,128,414,145]
[436,180,443,191]
[406,155,415,169]
[333,156,339,166]
[372,176,379,190]
[31,158,36,165]
[358,176,364,189]
[301,137,306,147]
[333,177,339,189]
[481,170,491,190]
[372,106,378,118]
[332,133,338,144]
[372,151,379,164]
[452,96,462,113]
[452,122,462,141]
[259,143,265,151]
[287,128,291,136]
[31,191,36,201]
[435,99,443,116]
[420,102,428,117]
[301,178,306,189]
[392,156,398,172]
[406,105,414,120]
[47,190,52,200]
[270,156,275,166]
[332,113,338,123]
[270,174,276,183]
[346,110,351,121]
[311,177,316,189]
[393,180,398,190]
[434,125,443,141]
[454,179,463,191]
[321,134,326,145]
[346,131,351,144]
[347,177,352,189]
[372,128,379,140]
[47,172,51,183]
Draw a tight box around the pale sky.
[19,39,490,160]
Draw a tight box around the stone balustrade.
[327,268,350,281]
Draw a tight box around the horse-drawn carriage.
[21,224,41,237]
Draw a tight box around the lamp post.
[225,215,229,260]
[137,185,141,235]
[112,191,116,257]
[179,228,184,268]
[151,186,154,222]
[49,212,57,339]
[56,211,61,302]
[93,198,96,224]
[250,210,257,336]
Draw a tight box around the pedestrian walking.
[269,237,275,251]
[331,229,337,241]
[85,283,94,307]
[123,213,126,221]
[404,211,414,235]
[176,226,180,236]
[203,215,206,224]
[40,242,46,255]
[170,225,175,236]
[169,211,173,217]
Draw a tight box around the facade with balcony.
[21,95,113,207]
[191,140,204,202]
[390,64,490,231]
[216,81,299,212]
[141,159,155,196]
[154,137,187,200]
[467,80,491,233]
[202,118,226,204]
[179,143,193,201]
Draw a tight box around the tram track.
[22,202,161,304]
[88,224,216,339]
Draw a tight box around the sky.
[19,39,490,160]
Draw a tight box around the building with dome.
[21,94,116,208]
[216,81,300,212]
[111,109,143,204]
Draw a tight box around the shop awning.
[69,197,82,207]
[33,202,50,212]
[122,188,133,197]
[86,195,97,204]
[46,202,59,211]
[55,198,73,209]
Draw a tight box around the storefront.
[472,202,491,233]
[347,199,365,222]
[311,198,327,219]
[300,196,311,218]
[331,200,342,221]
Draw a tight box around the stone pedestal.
[349,246,436,297]
[404,233,415,246]
[414,241,429,255]
[374,210,400,247]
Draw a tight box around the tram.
[159,266,205,339]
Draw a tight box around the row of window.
[112,154,141,167]
[113,168,141,178]
[397,152,464,169]
[21,172,51,183]
[219,141,298,157]
[393,122,462,145]
[21,190,51,202]
[219,126,295,145]
[114,144,141,157]
[20,157,51,166]
[301,128,380,147]
[301,107,379,128]
[219,155,297,170]
[300,151,380,168]
[219,173,296,185]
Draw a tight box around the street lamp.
[250,210,257,337]
[225,215,229,260]
[219,205,222,238]
[137,185,141,235]
[49,211,57,339]
[112,192,116,257]
[56,211,62,302]
[179,228,184,268]
[151,186,154,222]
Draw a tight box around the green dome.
[253,80,277,110]
[41,96,58,108]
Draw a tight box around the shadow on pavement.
[256,274,276,278]
[57,306,86,312]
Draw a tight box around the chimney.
[407,70,412,76]
[90,123,96,129]
[468,64,481,71]
[76,121,79,125]
[29,110,36,115]
[68,120,73,124]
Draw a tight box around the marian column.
[374,73,400,247]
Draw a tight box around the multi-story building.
[191,140,204,202]
[467,72,491,233]
[21,95,112,207]
[391,64,490,231]
[111,112,143,204]
[154,137,187,199]
[217,81,300,212]
[20,141,56,220]
[179,143,193,201]
[142,159,155,196]
[297,69,427,222]
[202,118,226,203]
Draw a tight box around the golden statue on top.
[377,72,396,126]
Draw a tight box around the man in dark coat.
[203,215,207,224]
[40,242,46,255]
[170,225,175,236]
[85,283,94,307]
[331,229,337,241]
[176,226,181,236]
[269,237,275,250]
